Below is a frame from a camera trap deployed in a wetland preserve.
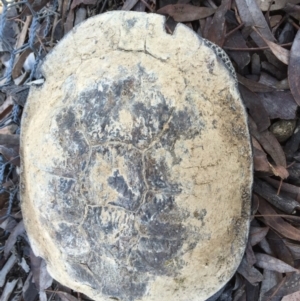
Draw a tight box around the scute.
[20,11,252,301]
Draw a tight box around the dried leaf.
[205,0,230,46]
[20,0,51,16]
[265,39,290,65]
[259,72,281,90]
[255,253,298,273]
[270,15,282,28]
[0,278,18,301]
[0,6,19,52]
[0,254,17,287]
[0,125,18,136]
[122,0,139,10]
[250,226,269,246]
[265,178,300,200]
[237,74,275,92]
[267,230,294,268]
[254,179,299,214]
[239,85,270,132]
[12,49,33,80]
[47,291,79,301]
[258,197,300,241]
[283,3,300,21]
[259,269,282,301]
[4,220,25,258]
[249,118,286,168]
[258,91,298,120]
[288,29,300,106]
[246,241,257,266]
[246,280,259,301]
[224,31,250,70]
[235,0,276,47]
[269,164,289,179]
[256,0,298,11]
[64,0,96,34]
[22,272,38,301]
[282,291,300,301]
[0,146,20,166]
[284,240,300,260]
[0,134,20,146]
[0,217,17,233]
[0,96,14,121]
[254,28,290,65]
[253,148,271,173]
[30,249,53,292]
[157,4,215,22]
[237,256,264,284]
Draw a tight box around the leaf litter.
[1,0,300,300]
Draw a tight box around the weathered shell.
[20,11,252,301]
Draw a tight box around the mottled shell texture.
[20,11,252,301]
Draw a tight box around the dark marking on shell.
[48,177,84,223]
[43,69,210,301]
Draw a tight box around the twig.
[223,42,292,51]
[225,23,244,39]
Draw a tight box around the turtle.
[20,11,252,301]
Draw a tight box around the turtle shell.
[20,11,252,301]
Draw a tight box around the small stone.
[270,119,297,142]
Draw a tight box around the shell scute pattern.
[40,69,206,300]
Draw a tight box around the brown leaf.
[157,4,215,22]
[250,226,269,246]
[205,0,230,47]
[257,0,295,11]
[12,48,33,80]
[249,118,286,168]
[0,134,20,146]
[252,137,272,173]
[224,31,250,70]
[235,0,276,47]
[254,179,299,214]
[4,220,25,258]
[258,91,298,120]
[64,0,97,34]
[0,217,17,232]
[258,197,300,241]
[0,125,18,135]
[267,230,295,268]
[269,164,289,179]
[282,291,300,301]
[20,0,50,16]
[237,256,264,284]
[255,253,298,273]
[237,74,275,92]
[284,240,300,260]
[266,178,300,200]
[253,148,271,173]
[0,146,20,166]
[265,39,290,65]
[259,269,283,301]
[253,28,290,65]
[239,85,270,132]
[0,96,14,121]
[288,29,300,106]
[283,3,300,21]
[264,272,300,301]
[122,0,139,10]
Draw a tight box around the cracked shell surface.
[20,11,252,301]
